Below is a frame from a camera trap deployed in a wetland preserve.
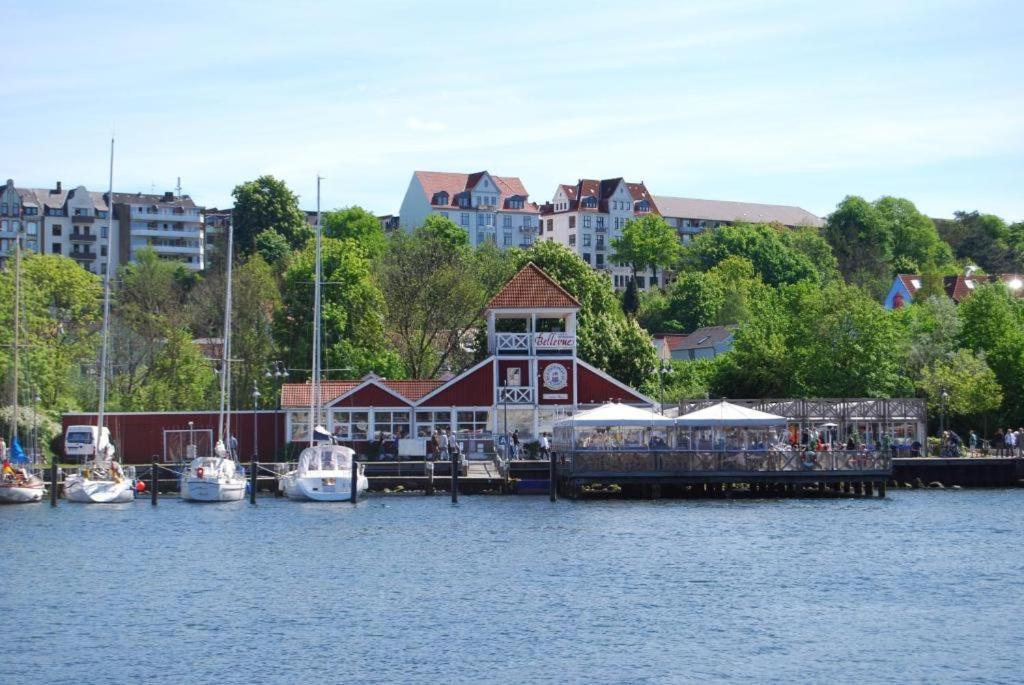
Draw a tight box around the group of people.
[426,429,459,461]
[1,458,29,484]
[990,427,1024,455]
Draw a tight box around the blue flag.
[10,436,27,463]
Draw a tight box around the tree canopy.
[611,213,680,284]
[231,175,312,257]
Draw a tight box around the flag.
[10,436,27,464]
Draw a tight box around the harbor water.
[2,490,1021,684]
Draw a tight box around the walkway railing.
[565,449,891,474]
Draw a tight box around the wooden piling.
[426,461,435,496]
[150,462,158,505]
[878,480,887,498]
[350,461,358,503]
[549,451,557,502]
[865,481,874,497]
[249,459,257,504]
[49,461,58,507]
[451,453,460,504]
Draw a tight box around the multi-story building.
[114,191,205,271]
[398,170,540,248]
[202,207,231,261]
[1,179,205,272]
[654,195,823,244]
[539,177,661,290]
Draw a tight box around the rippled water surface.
[2,490,1022,684]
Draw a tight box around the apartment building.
[654,195,823,244]
[398,170,540,248]
[539,177,661,290]
[114,191,205,270]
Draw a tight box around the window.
[546,219,553,232]
[330,410,370,441]
[522,216,533,227]
[12,221,20,231]
[456,410,490,436]
[52,243,62,254]
[596,254,604,267]
[0,220,6,230]
[503,215,512,228]
[583,234,591,247]
[569,234,576,246]
[503,230,512,246]
[25,207,37,216]
[477,213,493,227]
[374,411,410,439]
[290,411,310,442]
[583,215,591,229]
[101,227,108,238]
[440,211,449,219]
[596,216,605,229]
[0,203,6,215]
[416,410,452,437]
[650,276,658,288]
[596,237,605,250]
[569,216,576,229]
[582,253,591,264]
[52,224,62,236]
[101,246,107,257]
[460,213,469,226]
[458,196,470,208]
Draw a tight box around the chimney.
[163,191,174,202]
[52,181,62,194]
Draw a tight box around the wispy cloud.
[405,117,447,132]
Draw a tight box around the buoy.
[135,480,146,493]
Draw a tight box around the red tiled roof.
[486,262,581,310]
[546,178,658,215]
[896,273,1024,304]
[281,379,445,408]
[413,170,537,214]
[669,326,736,352]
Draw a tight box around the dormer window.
[506,196,525,210]
[582,197,597,209]
[457,194,470,208]
[432,191,449,206]
[636,200,650,213]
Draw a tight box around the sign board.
[398,438,426,457]
[543,393,569,400]
[534,332,575,350]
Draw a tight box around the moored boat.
[281,443,367,501]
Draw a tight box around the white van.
[64,425,111,462]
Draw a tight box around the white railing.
[495,333,530,352]
[497,386,534,404]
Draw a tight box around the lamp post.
[252,382,261,460]
[658,359,672,413]
[32,392,40,463]
[188,420,194,460]
[939,386,949,456]
[265,361,288,460]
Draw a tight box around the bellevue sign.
[533,332,575,350]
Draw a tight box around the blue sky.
[4,0,1023,221]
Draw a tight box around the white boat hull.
[0,483,44,503]
[64,475,134,504]
[181,478,245,502]
[281,472,368,501]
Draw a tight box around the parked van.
[63,425,111,463]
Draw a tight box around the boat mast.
[9,236,20,447]
[217,217,235,446]
[97,137,115,433]
[309,175,322,447]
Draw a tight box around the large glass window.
[374,411,410,439]
[331,410,369,440]
[457,410,491,436]
[290,411,310,442]
[416,410,452,437]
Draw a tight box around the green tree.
[875,196,953,273]
[661,271,724,332]
[936,211,1018,273]
[278,236,402,380]
[897,295,961,375]
[419,213,471,251]
[918,349,1001,421]
[823,196,892,297]
[780,225,840,284]
[621,276,640,316]
[611,213,681,285]
[254,229,292,270]
[683,222,818,287]
[956,283,1018,353]
[323,206,386,260]
[126,327,214,411]
[640,358,717,406]
[231,175,312,256]
[706,256,770,326]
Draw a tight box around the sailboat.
[0,239,44,504]
[64,138,136,504]
[280,176,367,501]
[181,216,245,502]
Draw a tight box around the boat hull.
[281,472,369,501]
[181,478,245,502]
[64,475,134,504]
[0,483,44,503]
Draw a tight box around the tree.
[124,327,214,411]
[897,295,961,376]
[918,349,1002,421]
[323,206,386,261]
[231,175,311,256]
[660,272,724,332]
[621,276,640,316]
[419,213,471,251]
[936,211,1018,273]
[611,213,681,285]
[682,222,818,287]
[780,226,840,285]
[823,196,892,297]
[706,256,770,326]
[254,229,292,270]
[875,196,952,273]
[956,283,1018,354]
[278,236,402,381]
[640,358,717,406]
[510,241,656,387]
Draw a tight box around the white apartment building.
[539,177,661,290]
[398,170,540,249]
[654,195,824,244]
[1,179,205,273]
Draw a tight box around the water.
[2,490,1021,684]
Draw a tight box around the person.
[1,458,14,480]
[439,429,450,461]
[0,436,6,461]
[511,429,520,459]
[428,431,439,462]
[969,430,978,454]
[229,434,238,460]
[539,433,550,459]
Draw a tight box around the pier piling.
[549,451,557,502]
[451,454,460,504]
[426,461,434,496]
[878,480,887,498]
[49,461,58,507]
[249,459,257,504]
[350,461,358,503]
[150,462,158,505]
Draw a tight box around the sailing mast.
[9,236,20,447]
[217,218,235,447]
[96,137,115,439]
[308,175,322,446]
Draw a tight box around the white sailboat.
[181,215,245,502]
[280,176,367,501]
[0,237,44,504]
[64,138,135,504]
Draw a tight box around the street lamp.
[658,360,673,413]
[265,361,288,460]
[252,381,261,461]
[939,387,949,456]
[188,420,195,460]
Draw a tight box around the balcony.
[595,224,607,232]
[497,386,535,404]
[70,251,97,261]
[70,232,97,242]
[71,215,95,224]
[134,209,199,223]
[131,226,202,239]
[494,332,576,354]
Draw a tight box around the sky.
[4,0,1023,221]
